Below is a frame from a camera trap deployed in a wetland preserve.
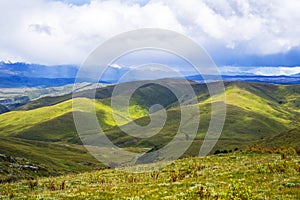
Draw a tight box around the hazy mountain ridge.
[187,74,300,84]
[2,62,300,89]
[0,62,78,78]
[0,82,105,110]
[0,62,126,88]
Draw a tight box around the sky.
[1,0,300,76]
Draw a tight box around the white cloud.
[110,63,123,69]
[220,66,300,76]
[0,0,300,65]
[250,66,300,76]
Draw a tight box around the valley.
[0,80,299,169]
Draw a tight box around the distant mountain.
[0,76,76,88]
[2,61,300,88]
[186,74,300,84]
[0,62,131,87]
[0,62,78,78]
[0,62,78,88]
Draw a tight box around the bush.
[257,165,268,174]
[225,180,253,200]
[267,161,291,173]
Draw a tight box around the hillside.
[1,81,299,148]
[0,98,147,143]
[0,152,299,199]
[0,136,104,183]
[0,80,299,180]
[101,81,298,156]
[256,129,300,149]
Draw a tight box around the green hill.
[102,81,298,157]
[18,79,195,111]
[0,79,199,143]
[0,80,300,180]
[0,136,104,183]
[1,81,299,149]
[0,98,147,143]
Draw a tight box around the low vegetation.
[0,81,299,198]
[0,152,299,199]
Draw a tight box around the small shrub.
[214,150,221,155]
[257,165,268,173]
[47,180,56,191]
[267,160,290,173]
[150,171,160,180]
[126,174,138,183]
[197,185,214,199]
[2,185,15,199]
[295,162,300,173]
[28,179,38,190]
[225,180,253,200]
[60,180,65,190]
[283,182,300,188]
[169,170,185,182]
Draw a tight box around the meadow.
[0,151,299,199]
[0,80,299,199]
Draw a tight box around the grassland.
[0,152,299,199]
[1,81,297,146]
[0,80,299,186]
[100,81,298,155]
[0,136,105,183]
[0,98,147,142]
[256,129,300,149]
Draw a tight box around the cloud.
[28,24,52,35]
[219,66,300,76]
[250,66,300,76]
[0,0,300,66]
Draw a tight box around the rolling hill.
[0,80,299,180]
[97,81,298,156]
[1,80,299,146]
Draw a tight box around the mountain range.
[2,62,300,88]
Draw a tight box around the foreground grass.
[0,152,299,199]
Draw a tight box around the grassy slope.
[17,79,184,111]
[103,82,296,155]
[0,81,299,180]
[0,99,73,136]
[18,94,72,111]
[0,79,191,143]
[256,128,300,148]
[0,98,147,143]
[0,152,299,199]
[0,81,298,150]
[0,137,104,177]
